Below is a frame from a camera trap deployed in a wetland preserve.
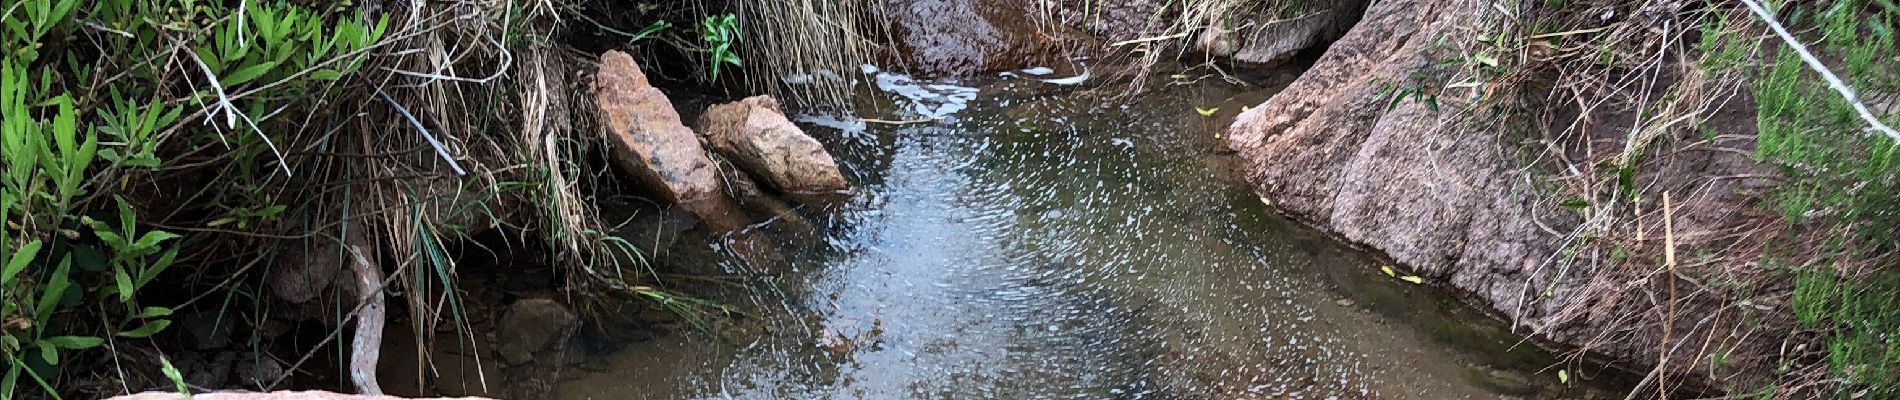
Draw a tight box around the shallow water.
[558,67,1632,400]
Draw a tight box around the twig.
[1738,0,1900,142]
[1659,191,1677,399]
[376,90,468,176]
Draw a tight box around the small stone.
[1335,299,1356,307]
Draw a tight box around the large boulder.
[696,96,849,196]
[1223,0,1784,393]
[593,50,724,206]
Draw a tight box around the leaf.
[1473,53,1499,68]
[2,240,39,286]
[309,69,342,81]
[1400,275,1424,284]
[1559,198,1590,209]
[41,336,102,350]
[71,244,108,272]
[160,355,190,398]
[34,255,73,328]
[1380,265,1396,277]
[117,319,171,338]
[38,343,56,365]
[1558,369,1570,384]
[1195,107,1219,117]
[133,230,182,252]
[134,307,173,318]
[220,61,279,86]
[114,267,134,303]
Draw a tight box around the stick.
[377,90,468,176]
[346,244,385,396]
[1737,0,1900,142]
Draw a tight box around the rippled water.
[557,67,1632,399]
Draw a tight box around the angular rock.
[696,96,849,196]
[495,298,579,366]
[593,50,724,206]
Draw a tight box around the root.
[346,244,386,396]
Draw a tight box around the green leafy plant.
[698,13,742,80]
[2,0,388,396]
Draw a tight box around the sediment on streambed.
[4,0,1894,399]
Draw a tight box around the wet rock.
[1193,0,1367,65]
[495,298,579,366]
[1223,0,1781,390]
[696,96,849,196]
[883,0,1081,75]
[593,50,725,207]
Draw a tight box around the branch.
[1738,0,1900,142]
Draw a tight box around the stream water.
[556,66,1633,399]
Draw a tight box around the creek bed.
[557,66,1637,399]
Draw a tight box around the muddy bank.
[1223,0,1797,395]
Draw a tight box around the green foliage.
[698,13,743,81]
[1792,268,1900,398]
[2,0,387,396]
[1730,1,1900,397]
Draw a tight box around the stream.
[556,65,1634,399]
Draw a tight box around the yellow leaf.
[1259,197,1272,206]
[1380,265,1396,277]
[1241,105,1253,112]
[1195,107,1219,117]
[1400,275,1424,284]
[1558,369,1570,384]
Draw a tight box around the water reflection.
[558,68,1628,400]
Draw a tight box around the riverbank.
[5,0,1893,399]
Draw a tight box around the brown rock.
[1223,0,1782,393]
[593,50,723,206]
[266,242,346,305]
[696,96,849,196]
[495,298,579,366]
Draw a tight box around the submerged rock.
[696,96,850,196]
[593,50,724,206]
[495,298,579,366]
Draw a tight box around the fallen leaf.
[1260,197,1272,206]
[1400,275,1424,284]
[1380,265,1396,277]
[1195,107,1219,116]
[1558,369,1570,384]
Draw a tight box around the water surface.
[559,67,1629,399]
